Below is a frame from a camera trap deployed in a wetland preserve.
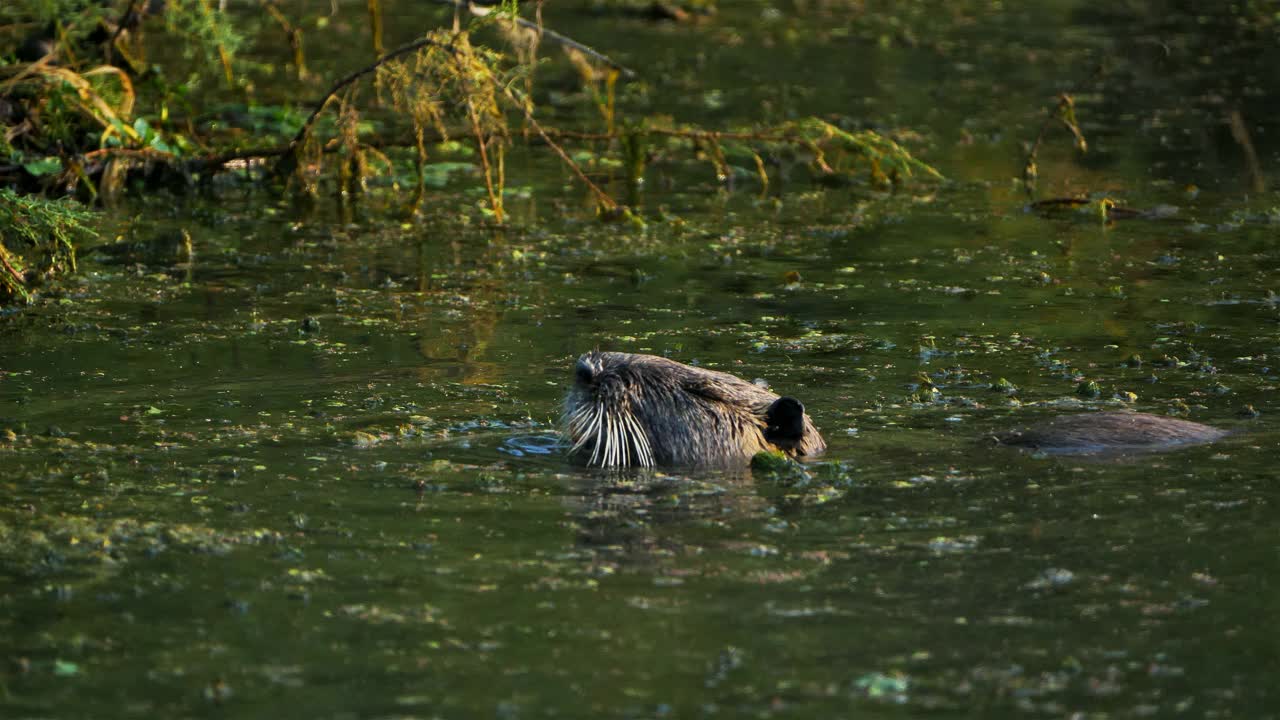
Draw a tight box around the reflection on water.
[499,434,564,458]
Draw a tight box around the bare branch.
[429,0,636,78]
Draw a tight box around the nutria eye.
[575,358,595,385]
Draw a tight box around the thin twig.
[260,0,307,79]
[0,252,27,293]
[86,123,925,185]
[493,80,618,211]
[466,98,503,221]
[105,0,139,64]
[429,0,635,78]
[276,35,454,176]
[1227,108,1266,193]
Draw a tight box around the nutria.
[561,353,1226,467]
[995,411,1227,454]
[563,351,826,468]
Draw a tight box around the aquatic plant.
[1,0,942,218]
[0,0,237,196]
[0,189,94,302]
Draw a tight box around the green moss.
[750,449,793,473]
[0,190,95,304]
[1075,380,1102,398]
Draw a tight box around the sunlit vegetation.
[4,0,1276,303]
[0,0,950,302]
[0,188,92,302]
[1,0,940,208]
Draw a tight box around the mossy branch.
[274,35,456,179]
[0,189,95,303]
[488,72,619,212]
[534,119,943,187]
[785,117,944,182]
[430,0,636,78]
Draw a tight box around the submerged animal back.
[998,411,1226,454]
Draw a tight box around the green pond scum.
[3,1,1280,718]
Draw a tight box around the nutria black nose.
[764,396,806,444]
[575,356,596,385]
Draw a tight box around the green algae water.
[4,2,1280,717]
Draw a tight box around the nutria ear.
[765,396,806,445]
[575,355,595,385]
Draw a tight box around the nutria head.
[563,351,826,468]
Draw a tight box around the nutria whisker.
[566,403,603,458]
[601,412,617,466]
[622,410,655,467]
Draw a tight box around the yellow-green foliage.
[0,0,241,197]
[298,29,526,219]
[0,189,94,303]
[160,0,243,69]
[786,117,944,183]
[0,62,140,148]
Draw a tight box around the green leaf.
[149,136,175,155]
[22,157,63,177]
[420,162,475,189]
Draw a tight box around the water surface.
[3,2,1279,717]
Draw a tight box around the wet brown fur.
[996,411,1227,454]
[563,351,826,468]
